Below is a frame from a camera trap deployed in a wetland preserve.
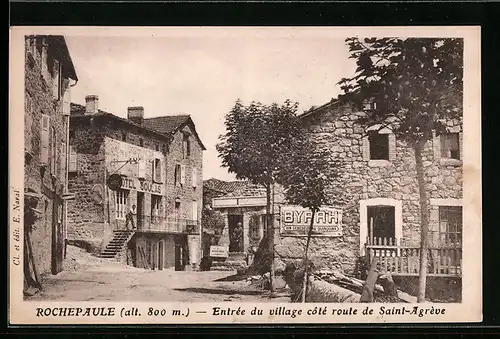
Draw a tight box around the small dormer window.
[363,100,377,111]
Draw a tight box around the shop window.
[115,189,129,220]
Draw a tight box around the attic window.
[183,134,191,159]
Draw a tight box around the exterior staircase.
[211,252,248,271]
[97,230,134,260]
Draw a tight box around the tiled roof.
[142,116,191,136]
[203,178,267,197]
[70,103,205,149]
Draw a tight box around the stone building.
[212,98,463,278]
[67,96,205,271]
[24,35,78,283]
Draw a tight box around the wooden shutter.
[180,165,186,185]
[62,81,71,115]
[52,59,60,99]
[60,142,66,183]
[362,136,370,161]
[40,115,50,165]
[388,133,396,162]
[138,159,146,178]
[68,145,77,172]
[192,168,197,188]
[192,201,198,221]
[459,132,463,160]
[432,130,441,160]
[52,128,57,174]
[154,158,162,183]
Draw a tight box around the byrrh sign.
[280,206,343,237]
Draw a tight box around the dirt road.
[26,247,289,302]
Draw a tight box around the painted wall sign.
[120,176,163,195]
[280,205,343,237]
[209,245,229,258]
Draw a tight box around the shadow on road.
[173,287,263,296]
[214,274,247,282]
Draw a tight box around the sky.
[64,28,358,181]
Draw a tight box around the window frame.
[368,132,390,161]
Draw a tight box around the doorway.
[174,235,187,271]
[228,215,244,252]
[51,198,64,275]
[136,192,144,230]
[157,240,164,270]
[367,206,395,244]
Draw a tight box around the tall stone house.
[67,96,205,271]
[24,35,78,285]
[212,98,463,280]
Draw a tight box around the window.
[40,115,50,165]
[369,132,389,160]
[174,164,185,186]
[115,189,129,219]
[121,132,127,142]
[139,138,144,147]
[50,126,57,175]
[182,134,191,159]
[155,143,159,152]
[440,133,460,160]
[151,195,162,222]
[152,158,162,183]
[68,144,77,173]
[192,168,197,188]
[138,160,146,179]
[438,206,462,245]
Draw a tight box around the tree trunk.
[266,183,275,292]
[301,209,316,302]
[414,142,429,303]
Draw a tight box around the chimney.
[85,95,99,114]
[127,106,144,125]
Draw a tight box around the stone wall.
[24,36,71,275]
[270,101,463,275]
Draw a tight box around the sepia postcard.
[9,26,482,325]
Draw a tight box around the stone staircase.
[211,252,248,271]
[97,230,134,260]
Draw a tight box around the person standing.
[125,204,137,230]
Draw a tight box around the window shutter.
[40,115,50,165]
[62,82,71,115]
[52,59,60,99]
[138,159,146,178]
[60,142,66,183]
[52,129,57,174]
[433,130,441,160]
[192,168,197,188]
[155,159,162,183]
[181,165,186,184]
[459,132,463,160]
[388,133,396,162]
[68,145,77,172]
[192,201,198,221]
[362,136,370,161]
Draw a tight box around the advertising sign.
[209,245,229,258]
[280,205,343,237]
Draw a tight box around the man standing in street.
[125,204,137,230]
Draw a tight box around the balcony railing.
[365,236,462,277]
[136,215,200,234]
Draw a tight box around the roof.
[298,98,343,119]
[30,35,78,81]
[143,116,206,150]
[70,103,206,149]
[204,178,267,197]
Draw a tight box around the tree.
[278,128,339,302]
[338,37,463,302]
[217,99,301,291]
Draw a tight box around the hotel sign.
[120,176,163,195]
[280,206,343,237]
